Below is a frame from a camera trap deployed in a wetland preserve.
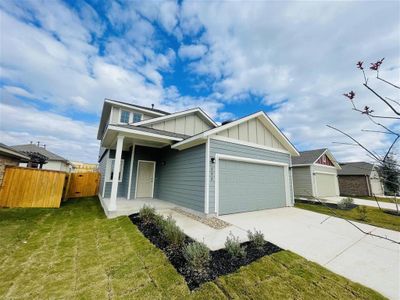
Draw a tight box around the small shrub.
[357,206,367,221]
[183,242,210,277]
[139,205,156,224]
[161,216,185,249]
[247,229,266,249]
[225,232,246,259]
[338,197,354,209]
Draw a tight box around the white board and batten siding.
[110,106,154,124]
[148,113,212,136]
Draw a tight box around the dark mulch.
[296,199,358,210]
[129,214,282,290]
[384,209,400,217]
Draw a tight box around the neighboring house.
[338,162,384,196]
[12,143,70,172]
[70,161,98,172]
[0,143,30,185]
[292,149,341,198]
[97,98,299,216]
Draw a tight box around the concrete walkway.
[323,196,399,211]
[218,208,400,300]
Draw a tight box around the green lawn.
[295,202,400,232]
[355,196,399,205]
[0,198,386,299]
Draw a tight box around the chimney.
[151,104,154,110]
[37,141,40,147]
[43,144,46,149]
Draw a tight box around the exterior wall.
[292,166,313,197]
[215,118,285,151]
[98,150,108,197]
[315,154,334,166]
[208,138,293,213]
[0,155,19,186]
[148,113,212,136]
[42,161,69,172]
[338,175,370,196]
[156,144,206,212]
[312,164,339,197]
[103,149,132,198]
[110,106,156,124]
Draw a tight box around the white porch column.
[109,135,124,211]
[127,144,135,199]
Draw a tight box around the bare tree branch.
[363,83,400,116]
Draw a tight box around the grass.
[295,202,400,232]
[355,196,399,204]
[0,197,386,299]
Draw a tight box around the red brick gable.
[316,154,334,166]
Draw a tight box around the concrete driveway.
[219,207,400,300]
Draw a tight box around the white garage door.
[315,173,337,197]
[218,159,288,215]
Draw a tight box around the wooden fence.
[65,172,100,199]
[0,166,101,208]
[0,166,67,208]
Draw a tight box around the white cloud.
[178,44,208,60]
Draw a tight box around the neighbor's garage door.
[219,159,287,215]
[315,173,337,197]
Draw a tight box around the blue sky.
[0,0,399,163]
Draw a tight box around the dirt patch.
[171,207,231,229]
[129,213,282,290]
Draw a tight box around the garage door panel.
[219,160,286,215]
[315,173,337,197]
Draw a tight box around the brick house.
[0,143,30,185]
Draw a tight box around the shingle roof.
[0,143,30,160]
[106,99,170,115]
[11,144,68,162]
[292,149,326,165]
[338,162,374,176]
[112,124,190,139]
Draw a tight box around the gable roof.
[111,124,190,140]
[132,107,218,128]
[171,111,299,156]
[0,143,30,161]
[11,144,68,162]
[292,148,341,169]
[338,162,374,176]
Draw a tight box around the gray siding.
[209,139,293,213]
[98,150,108,197]
[103,149,132,198]
[292,166,313,197]
[157,144,205,212]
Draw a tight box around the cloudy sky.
[0,0,399,163]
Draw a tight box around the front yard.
[0,197,385,299]
[295,202,400,232]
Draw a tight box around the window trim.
[132,112,143,123]
[106,158,125,182]
[119,109,130,124]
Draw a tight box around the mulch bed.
[129,214,282,290]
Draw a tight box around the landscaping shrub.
[161,215,185,249]
[139,205,157,224]
[338,197,354,209]
[225,232,246,259]
[357,206,368,221]
[183,242,210,278]
[247,229,266,249]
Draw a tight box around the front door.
[136,161,155,198]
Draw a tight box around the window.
[106,159,124,182]
[133,112,142,123]
[120,110,130,123]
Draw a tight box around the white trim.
[211,135,290,155]
[107,125,183,141]
[105,99,166,116]
[172,111,299,156]
[312,149,341,169]
[133,107,218,128]
[214,153,290,216]
[127,144,135,199]
[313,170,337,175]
[118,108,131,124]
[314,164,337,169]
[101,151,109,198]
[204,137,210,214]
[105,159,125,182]
[310,165,316,197]
[109,135,124,211]
[134,160,156,198]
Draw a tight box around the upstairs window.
[120,110,130,123]
[133,113,142,123]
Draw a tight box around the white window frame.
[106,158,125,182]
[132,112,143,123]
[119,109,130,124]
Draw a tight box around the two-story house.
[97,98,299,217]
